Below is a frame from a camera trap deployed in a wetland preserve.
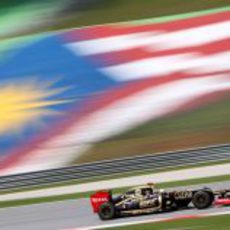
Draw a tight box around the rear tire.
[192,190,214,209]
[98,202,115,220]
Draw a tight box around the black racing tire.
[98,202,116,220]
[192,190,214,209]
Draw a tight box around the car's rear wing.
[90,190,112,213]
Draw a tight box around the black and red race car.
[90,184,230,220]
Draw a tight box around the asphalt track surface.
[0,182,230,230]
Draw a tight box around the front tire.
[98,202,116,220]
[192,190,214,209]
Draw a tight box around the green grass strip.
[126,6,230,25]
[52,0,230,30]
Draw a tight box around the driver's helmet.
[147,183,156,188]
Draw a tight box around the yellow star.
[0,81,72,135]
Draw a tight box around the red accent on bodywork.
[215,198,230,206]
[90,191,111,213]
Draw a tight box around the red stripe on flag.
[63,11,230,41]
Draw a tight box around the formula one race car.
[90,184,230,220]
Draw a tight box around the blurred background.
[1,0,230,38]
[0,0,229,175]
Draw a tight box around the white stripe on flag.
[101,52,230,81]
[67,21,230,56]
[66,31,160,55]
[149,21,230,51]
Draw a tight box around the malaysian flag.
[0,10,229,175]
